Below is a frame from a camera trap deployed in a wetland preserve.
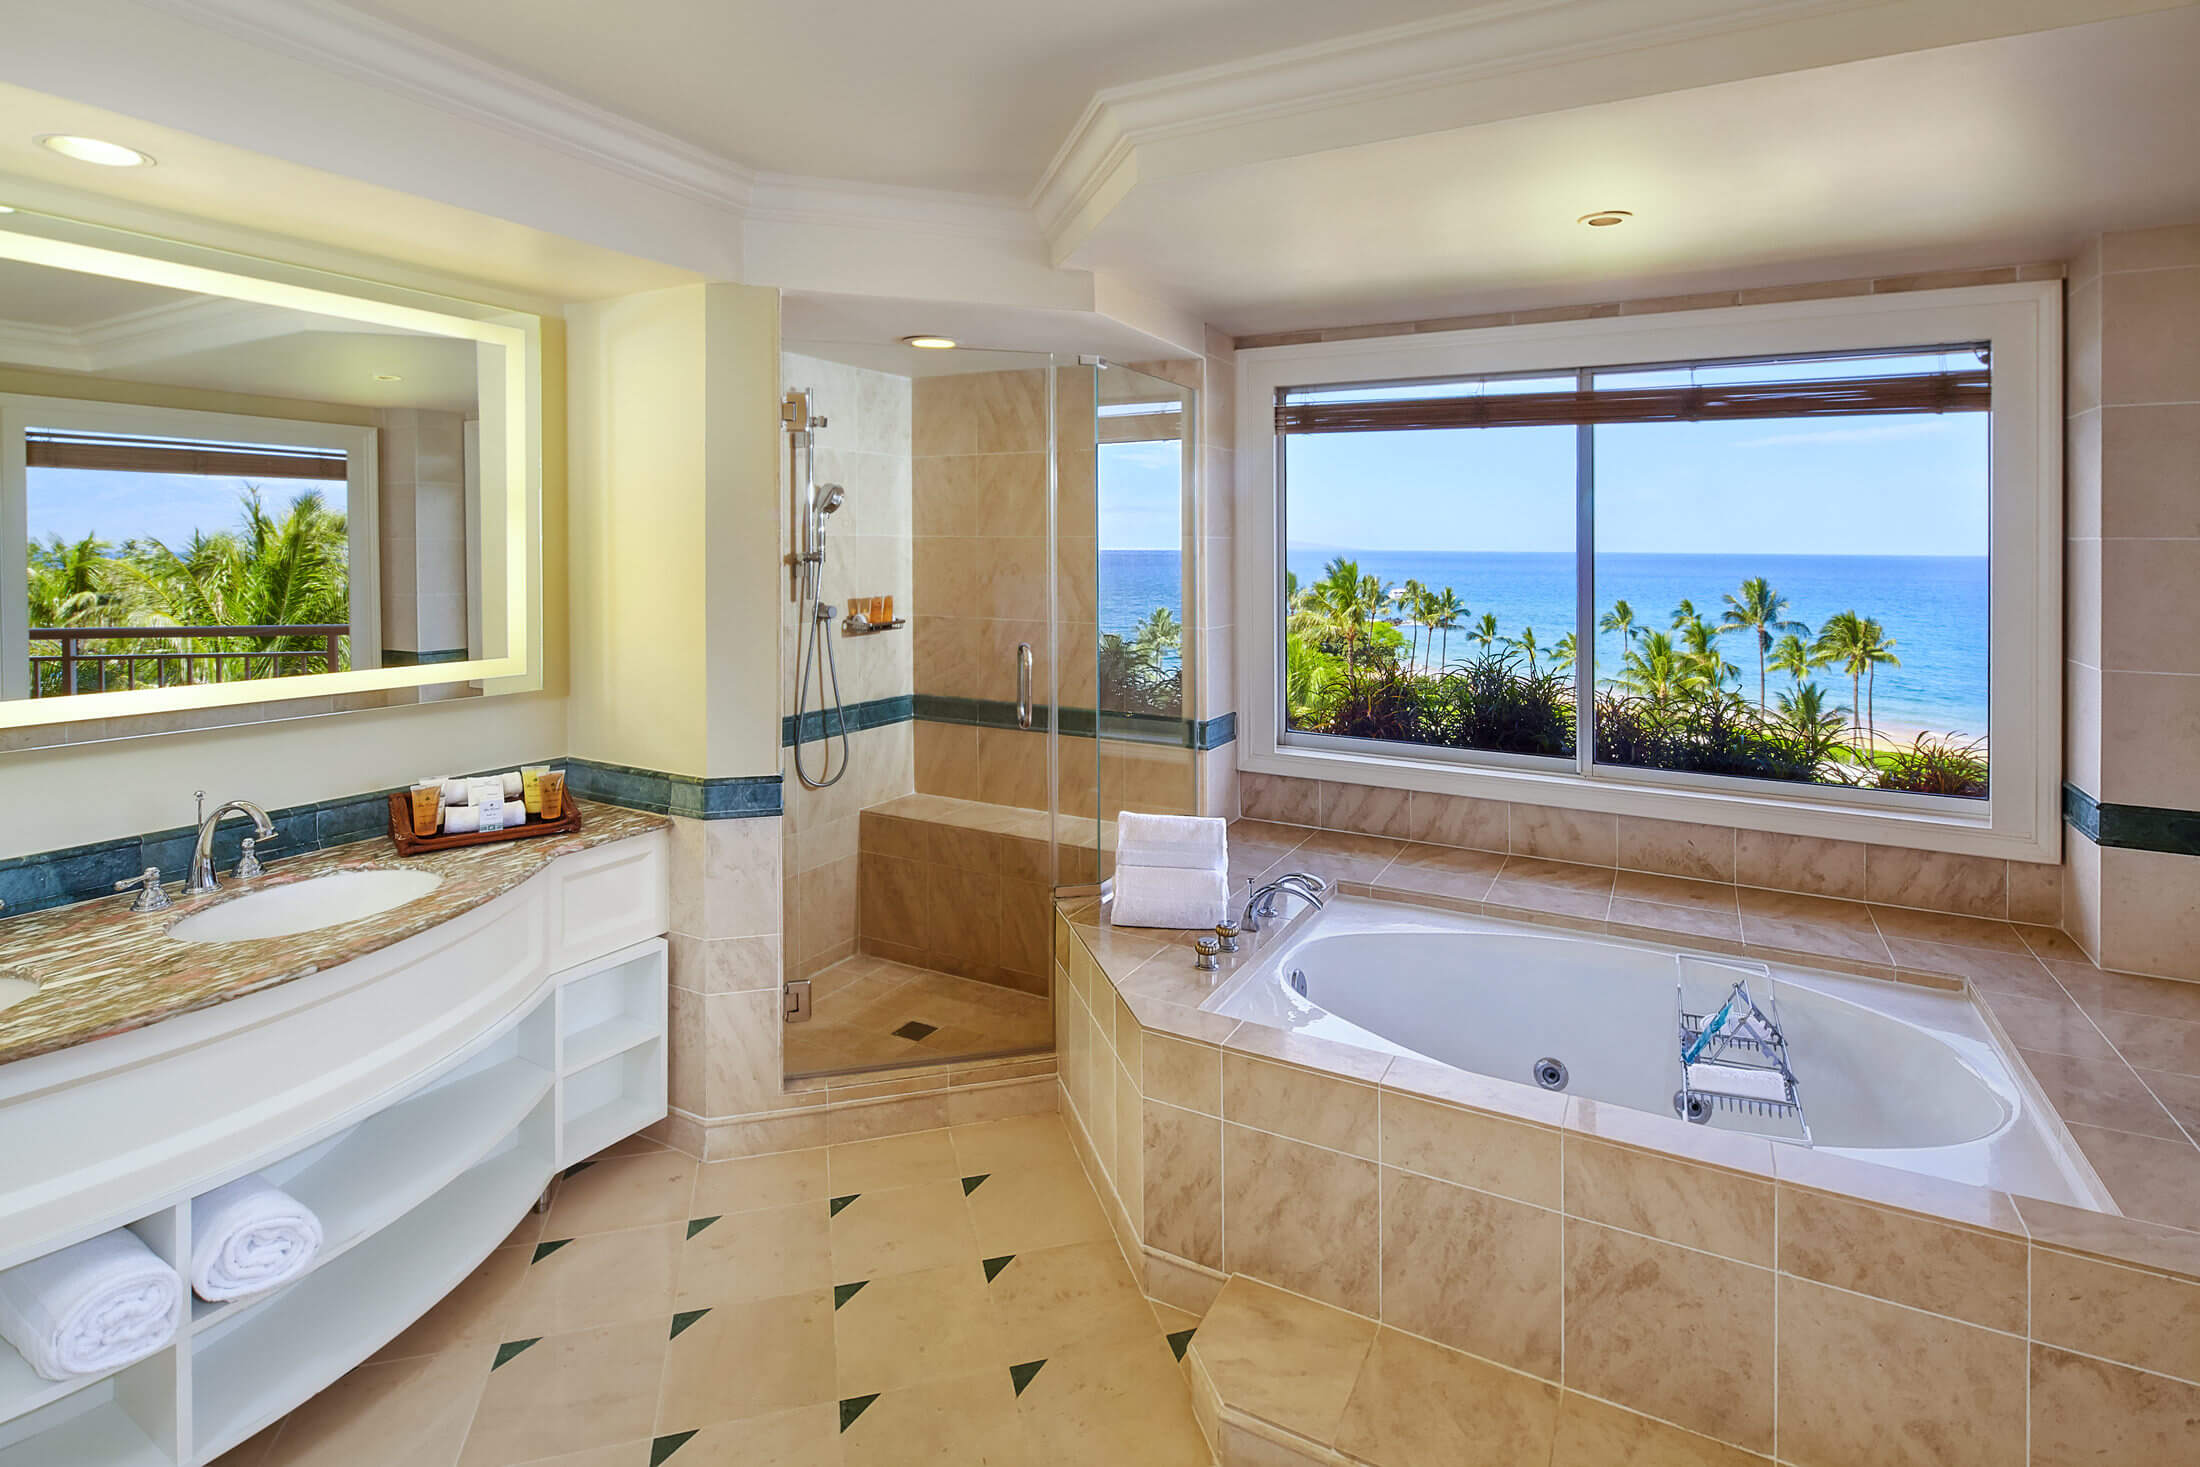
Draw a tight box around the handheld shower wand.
[786,388,851,789]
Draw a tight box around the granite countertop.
[0,799,668,1067]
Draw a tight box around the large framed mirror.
[0,209,542,746]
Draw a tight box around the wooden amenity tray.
[385,790,581,856]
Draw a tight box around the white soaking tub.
[1203,894,2111,1209]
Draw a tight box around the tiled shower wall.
[2063,223,2200,980]
[779,352,916,980]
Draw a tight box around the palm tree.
[1396,578,1428,672]
[1678,616,1738,691]
[1812,611,1873,747]
[1428,588,1467,674]
[27,533,117,628]
[1720,577,1811,710]
[1413,586,1446,675]
[1670,597,1701,630]
[1599,599,1638,651]
[1619,631,1701,704]
[1130,606,1181,664]
[1512,625,1542,673]
[1769,632,1817,688]
[1776,682,1851,764]
[111,488,351,681]
[1551,632,1578,677]
[1855,618,1901,751]
[1469,612,1501,655]
[1287,557,1389,677]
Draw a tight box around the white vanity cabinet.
[0,828,670,1466]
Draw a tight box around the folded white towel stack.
[1109,811,1230,930]
[0,1229,183,1380]
[189,1176,324,1303]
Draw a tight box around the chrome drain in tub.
[1532,1057,1568,1091]
[1289,968,1308,997]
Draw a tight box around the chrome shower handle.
[1015,643,1034,729]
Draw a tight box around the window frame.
[1235,283,2063,862]
[0,393,380,701]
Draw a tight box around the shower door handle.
[1016,643,1034,729]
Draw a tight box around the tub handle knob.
[1192,936,1220,972]
[1213,918,1240,953]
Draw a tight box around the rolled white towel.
[0,1229,182,1380]
[441,777,471,806]
[442,804,481,835]
[1110,864,1228,930]
[499,770,524,800]
[189,1176,323,1302]
[1115,840,1226,873]
[1117,812,1227,863]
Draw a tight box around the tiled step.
[1186,1277,1766,1467]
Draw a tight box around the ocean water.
[1098,548,1989,736]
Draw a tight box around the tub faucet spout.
[1244,872,1327,933]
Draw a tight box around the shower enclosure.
[777,347,1197,1082]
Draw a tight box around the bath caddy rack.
[1673,957,1811,1143]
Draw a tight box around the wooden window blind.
[25,431,348,480]
[1275,368,1989,436]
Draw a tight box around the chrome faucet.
[188,797,278,894]
[1243,872,1328,933]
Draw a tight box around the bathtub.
[1203,894,2112,1210]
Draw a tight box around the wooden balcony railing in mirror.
[29,625,348,697]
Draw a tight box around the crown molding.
[0,320,84,372]
[745,174,1040,244]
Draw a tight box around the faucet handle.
[236,836,272,881]
[1193,935,1221,972]
[115,868,172,913]
[1213,917,1241,953]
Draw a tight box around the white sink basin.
[169,870,443,943]
[0,970,38,1015]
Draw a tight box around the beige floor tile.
[948,1113,1082,1177]
[1192,1277,1376,1446]
[642,1405,842,1466]
[829,1179,980,1280]
[501,1223,682,1338]
[460,1318,669,1466]
[1013,1334,1212,1467]
[827,1129,962,1193]
[655,1289,838,1431]
[678,1202,835,1307]
[371,1244,530,1362]
[966,1164,1114,1256]
[834,1261,1007,1396]
[545,1152,698,1237]
[264,1351,486,1467]
[985,1240,1156,1361]
[692,1150,830,1215]
[1333,1328,1561,1467]
[839,1368,1029,1466]
[504,1443,651,1467]
[208,1426,282,1467]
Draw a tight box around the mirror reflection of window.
[26,430,354,696]
[1096,384,1189,724]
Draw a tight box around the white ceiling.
[1073,6,2200,333]
[323,0,1468,197]
[781,291,1192,377]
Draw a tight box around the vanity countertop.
[0,799,669,1067]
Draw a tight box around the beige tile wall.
[2062,223,2200,981]
[1053,905,2200,1467]
[856,800,1053,993]
[779,353,916,979]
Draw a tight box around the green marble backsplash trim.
[0,756,783,917]
[2064,783,2200,857]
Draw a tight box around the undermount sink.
[0,969,39,1015]
[169,870,443,943]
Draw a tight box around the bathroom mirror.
[0,209,541,744]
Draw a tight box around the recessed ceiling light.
[1577,209,1633,228]
[901,334,957,350]
[373,373,403,382]
[0,205,14,215]
[37,134,154,168]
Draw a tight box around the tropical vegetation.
[1283,556,1985,797]
[1098,604,1185,718]
[25,486,352,696]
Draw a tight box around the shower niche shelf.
[839,616,905,636]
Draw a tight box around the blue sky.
[28,469,343,549]
[1098,441,1186,551]
[1284,412,1990,557]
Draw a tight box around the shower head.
[814,483,846,517]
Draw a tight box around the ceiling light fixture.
[1577,209,1633,228]
[901,334,957,350]
[0,205,14,214]
[372,373,403,382]
[37,135,154,168]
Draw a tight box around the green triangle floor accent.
[1168,1328,1197,1361]
[531,1238,571,1264]
[669,1308,711,1340]
[1009,1359,1047,1396]
[833,1280,869,1309]
[981,1254,1016,1283]
[686,1215,721,1239]
[839,1394,879,1432]
[829,1193,859,1217]
[649,1431,698,1466]
[961,1173,990,1195]
[491,1338,540,1370]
